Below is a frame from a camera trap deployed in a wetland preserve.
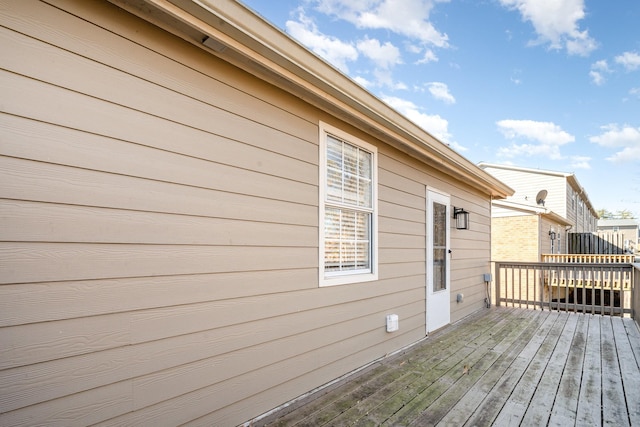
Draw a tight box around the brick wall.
[492,215,540,262]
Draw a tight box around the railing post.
[495,262,501,307]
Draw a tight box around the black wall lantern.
[549,228,557,241]
[453,207,470,230]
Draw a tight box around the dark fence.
[568,232,626,254]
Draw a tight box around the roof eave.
[121,0,513,198]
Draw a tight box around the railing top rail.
[495,261,634,269]
[541,254,635,263]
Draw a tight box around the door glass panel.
[433,201,447,292]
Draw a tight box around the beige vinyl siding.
[0,1,493,425]
[483,167,567,217]
[378,151,494,323]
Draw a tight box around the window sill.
[319,271,378,287]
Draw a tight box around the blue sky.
[239,0,640,217]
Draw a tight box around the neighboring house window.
[319,122,378,286]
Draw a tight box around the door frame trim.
[426,188,451,334]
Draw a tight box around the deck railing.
[634,265,640,327]
[495,261,635,316]
[541,254,635,264]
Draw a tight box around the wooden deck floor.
[256,307,640,426]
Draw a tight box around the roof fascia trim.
[136,0,512,198]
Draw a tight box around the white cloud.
[591,60,610,72]
[373,69,408,90]
[590,124,640,162]
[589,59,610,85]
[499,0,597,56]
[356,37,402,69]
[382,95,465,150]
[496,119,575,160]
[614,51,640,71]
[285,10,358,73]
[314,0,450,47]
[630,87,640,99]
[569,155,591,169]
[589,71,604,86]
[426,82,456,104]
[416,49,439,64]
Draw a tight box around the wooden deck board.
[258,308,640,427]
[612,318,640,425]
[385,312,523,426]
[283,309,509,427]
[576,314,603,426]
[461,311,562,427]
[520,312,579,426]
[435,309,545,426]
[547,313,589,426]
[601,316,630,426]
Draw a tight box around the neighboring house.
[0,1,512,426]
[490,199,572,262]
[597,219,639,254]
[478,163,599,261]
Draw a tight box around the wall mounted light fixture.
[453,207,470,230]
[549,228,557,241]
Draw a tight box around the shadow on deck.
[256,307,640,426]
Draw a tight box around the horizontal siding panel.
[0,381,132,427]
[101,313,426,426]
[379,184,425,211]
[131,298,424,410]
[187,313,427,426]
[1,157,317,225]
[454,247,493,261]
[0,109,316,189]
[380,232,425,250]
[0,313,130,370]
[0,294,423,415]
[130,277,423,344]
[0,243,316,284]
[379,262,425,280]
[380,151,457,194]
[452,263,493,280]
[0,269,317,327]
[0,2,319,148]
[0,200,316,246]
[127,292,425,380]
[0,344,133,413]
[379,168,424,197]
[379,215,425,236]
[379,248,425,264]
[379,200,425,223]
[0,76,317,203]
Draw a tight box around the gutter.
[113,0,514,199]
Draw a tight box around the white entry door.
[426,190,451,333]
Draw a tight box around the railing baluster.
[589,266,594,315]
[564,264,569,313]
[518,267,522,309]
[493,261,633,316]
[600,269,607,314]
[510,266,515,308]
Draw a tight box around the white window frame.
[319,121,378,287]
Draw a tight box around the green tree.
[596,208,613,219]
[615,209,635,219]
